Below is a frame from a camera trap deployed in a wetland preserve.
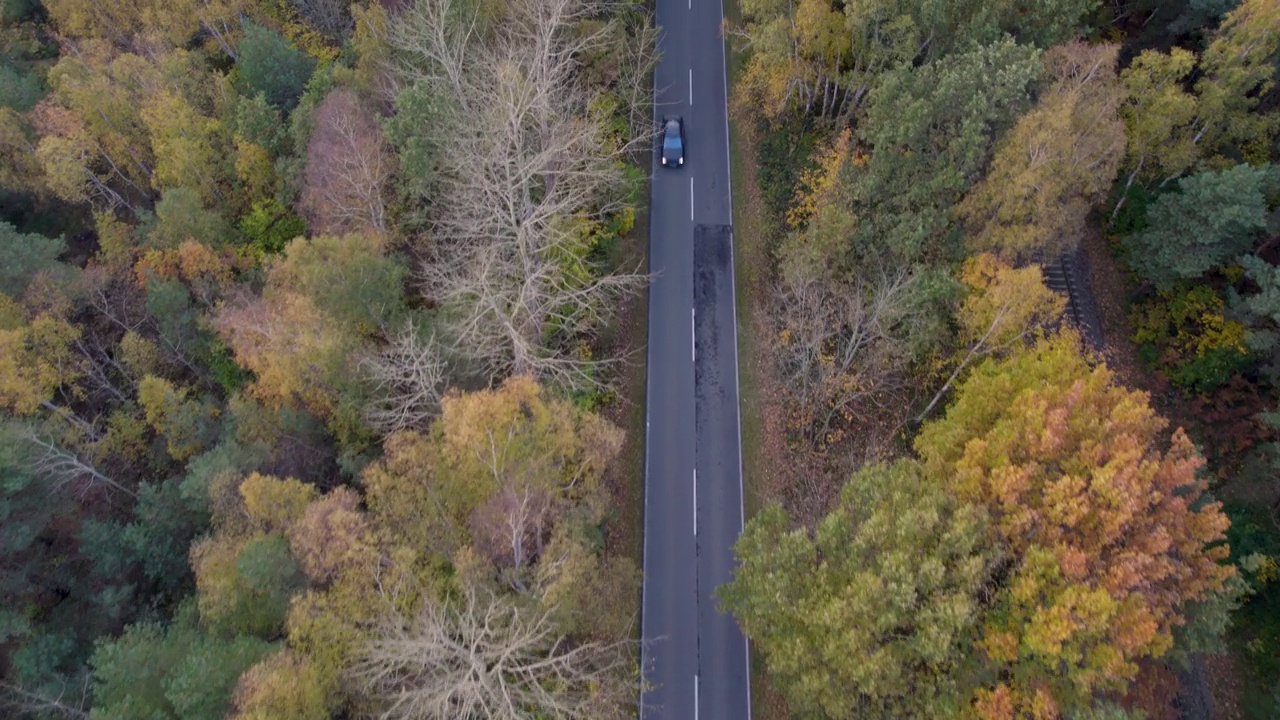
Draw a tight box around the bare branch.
[23,428,137,499]
[352,586,635,720]
[391,0,653,392]
[361,323,448,433]
[0,676,92,720]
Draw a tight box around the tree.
[734,0,1093,120]
[1125,164,1279,289]
[720,460,995,719]
[0,223,69,299]
[390,0,649,391]
[42,55,158,208]
[0,107,45,198]
[290,0,352,41]
[361,377,622,568]
[770,262,951,445]
[917,253,1065,421]
[236,23,316,113]
[1116,48,1200,194]
[89,606,274,720]
[361,322,447,434]
[268,233,408,335]
[141,91,231,203]
[838,37,1043,266]
[0,297,86,416]
[191,532,308,638]
[138,374,221,461]
[914,333,1235,716]
[351,586,634,720]
[1194,0,1280,159]
[299,89,395,235]
[230,650,333,720]
[238,199,305,259]
[959,42,1127,262]
[147,187,231,249]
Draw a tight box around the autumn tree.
[390,0,651,391]
[147,187,233,249]
[1194,0,1280,160]
[230,650,333,720]
[1116,48,1200,196]
[735,0,1093,120]
[915,333,1234,716]
[1125,164,1279,289]
[361,376,622,572]
[917,253,1065,421]
[299,89,394,235]
[352,585,634,720]
[720,460,995,719]
[959,42,1127,262]
[141,90,231,203]
[213,233,407,435]
[138,374,221,461]
[0,294,85,416]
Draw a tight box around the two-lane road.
[640,0,750,715]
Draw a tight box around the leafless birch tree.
[390,0,656,391]
[352,587,635,720]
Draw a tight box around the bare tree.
[24,428,137,499]
[361,323,447,433]
[290,0,352,40]
[772,266,936,445]
[299,89,395,235]
[0,677,92,720]
[352,587,635,720]
[391,0,655,392]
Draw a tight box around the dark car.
[661,115,684,167]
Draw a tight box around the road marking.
[689,69,693,106]
[690,176,694,221]
[694,675,700,720]
[693,468,697,535]
[691,308,695,363]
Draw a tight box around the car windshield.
[663,123,680,149]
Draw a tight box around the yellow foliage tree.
[958,42,1126,262]
[0,296,86,415]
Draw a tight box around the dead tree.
[0,677,92,720]
[24,428,137,499]
[391,0,653,392]
[352,587,634,720]
[361,323,447,433]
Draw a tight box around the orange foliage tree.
[915,333,1234,718]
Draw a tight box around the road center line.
[691,307,695,363]
[694,675,700,720]
[689,69,693,105]
[693,468,698,535]
[690,176,694,221]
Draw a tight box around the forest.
[721,0,1280,718]
[0,0,655,718]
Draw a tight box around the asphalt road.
[639,0,750,713]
